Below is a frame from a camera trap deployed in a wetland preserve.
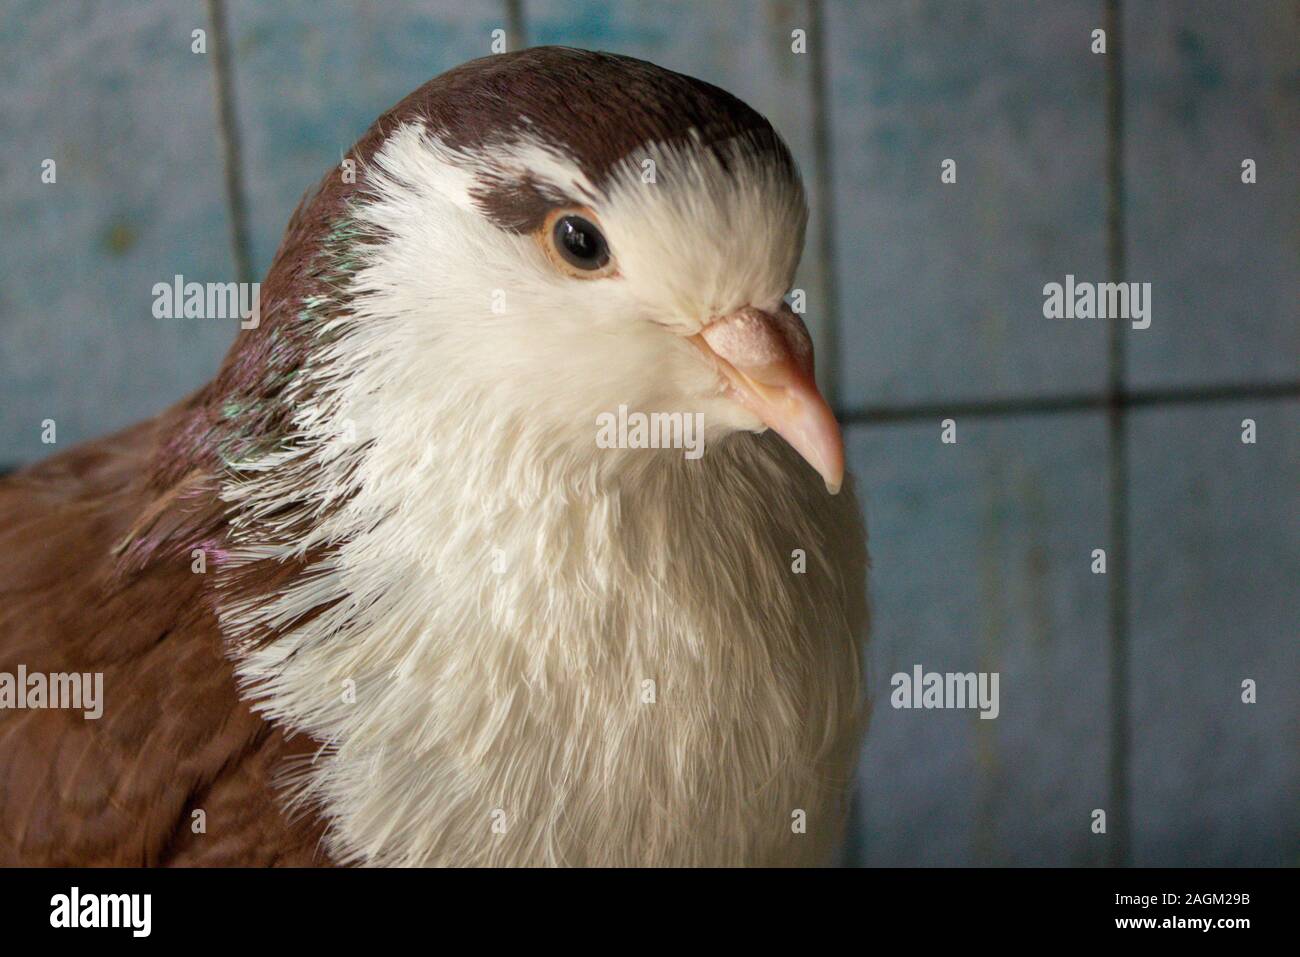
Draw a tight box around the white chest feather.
[225,425,866,866]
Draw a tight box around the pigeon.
[0,46,867,867]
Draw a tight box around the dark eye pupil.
[554,216,610,271]
[564,226,593,257]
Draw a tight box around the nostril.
[701,305,815,377]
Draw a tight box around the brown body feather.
[0,47,371,868]
[0,419,328,865]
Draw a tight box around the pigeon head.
[271,47,836,488]
[173,47,841,538]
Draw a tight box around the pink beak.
[691,304,845,494]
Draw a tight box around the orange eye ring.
[536,207,619,280]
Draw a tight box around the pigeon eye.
[553,216,609,269]
[539,209,616,279]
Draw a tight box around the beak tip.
[696,306,847,498]
[821,462,844,495]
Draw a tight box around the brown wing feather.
[0,418,329,866]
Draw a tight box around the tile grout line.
[805,0,861,866]
[1103,0,1131,869]
[808,0,843,412]
[205,0,254,286]
[507,0,528,50]
[835,380,1300,426]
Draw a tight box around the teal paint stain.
[1175,29,1223,91]
[100,219,138,256]
[530,2,669,52]
[1172,29,1223,133]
